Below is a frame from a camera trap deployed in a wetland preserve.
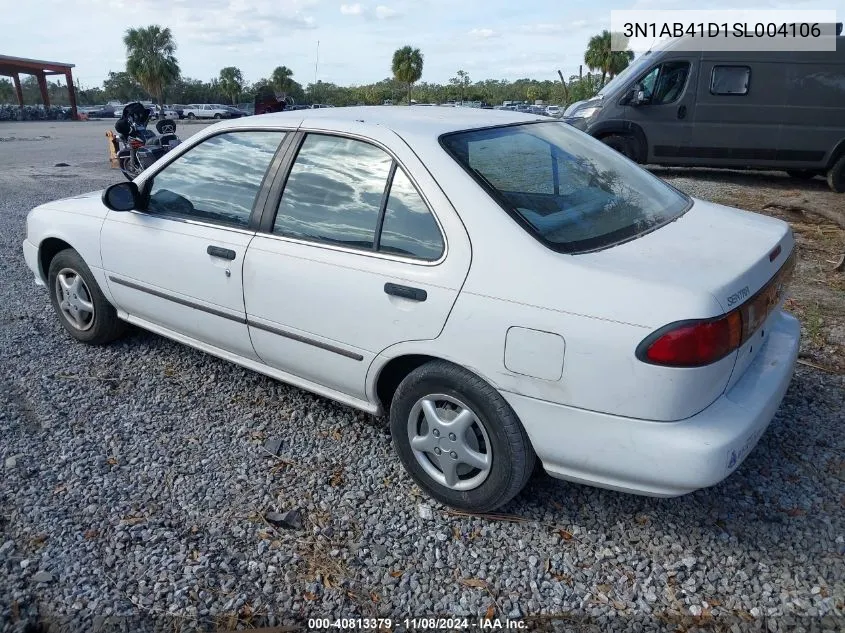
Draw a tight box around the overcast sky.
[3,0,837,88]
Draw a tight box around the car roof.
[223,105,546,137]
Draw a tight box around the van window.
[711,66,750,95]
[639,62,690,105]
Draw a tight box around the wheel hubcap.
[407,394,492,491]
[55,268,95,331]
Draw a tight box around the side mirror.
[102,181,140,211]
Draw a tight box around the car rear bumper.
[501,310,800,497]
[22,238,44,286]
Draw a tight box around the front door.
[243,130,472,399]
[622,58,697,163]
[101,130,288,359]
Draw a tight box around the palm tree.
[271,66,295,93]
[391,46,423,104]
[584,30,634,88]
[218,66,244,104]
[123,25,180,105]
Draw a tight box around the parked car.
[81,104,115,118]
[215,104,247,118]
[565,31,845,191]
[545,105,562,117]
[170,104,187,119]
[181,104,232,119]
[22,107,799,511]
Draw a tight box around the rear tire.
[601,134,638,161]
[787,170,817,180]
[214,113,222,119]
[187,112,195,120]
[47,249,126,345]
[827,155,845,193]
[389,361,536,512]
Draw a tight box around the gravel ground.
[1,122,844,633]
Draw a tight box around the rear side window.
[379,169,444,260]
[441,122,690,253]
[274,134,393,249]
[711,66,750,95]
[274,134,444,260]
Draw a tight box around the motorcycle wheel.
[119,155,144,181]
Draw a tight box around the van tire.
[827,155,845,193]
[602,135,638,162]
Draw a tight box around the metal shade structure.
[0,55,78,118]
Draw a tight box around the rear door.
[243,127,472,400]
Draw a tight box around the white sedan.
[22,107,800,511]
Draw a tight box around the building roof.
[0,55,75,76]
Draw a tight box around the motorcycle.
[113,102,181,180]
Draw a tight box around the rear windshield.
[440,121,690,253]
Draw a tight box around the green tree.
[391,45,423,104]
[270,66,295,93]
[449,69,471,103]
[218,66,244,104]
[123,25,180,105]
[584,30,634,88]
[102,71,147,102]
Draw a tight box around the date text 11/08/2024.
[307,617,528,630]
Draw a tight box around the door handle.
[384,283,427,302]
[207,245,236,260]
[677,105,687,119]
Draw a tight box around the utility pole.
[314,40,320,105]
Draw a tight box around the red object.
[129,138,144,149]
[644,312,742,367]
[640,252,796,367]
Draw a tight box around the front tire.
[390,361,536,512]
[214,113,222,119]
[187,112,196,120]
[827,155,845,193]
[119,154,143,180]
[47,249,126,345]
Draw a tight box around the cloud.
[518,23,564,35]
[468,28,499,39]
[340,3,364,14]
[375,5,399,19]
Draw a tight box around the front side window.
[146,131,285,227]
[711,66,750,95]
[441,121,689,253]
[639,61,690,105]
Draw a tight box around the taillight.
[639,250,796,367]
[638,312,743,367]
[129,138,144,149]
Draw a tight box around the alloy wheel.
[55,268,95,331]
[406,394,492,491]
